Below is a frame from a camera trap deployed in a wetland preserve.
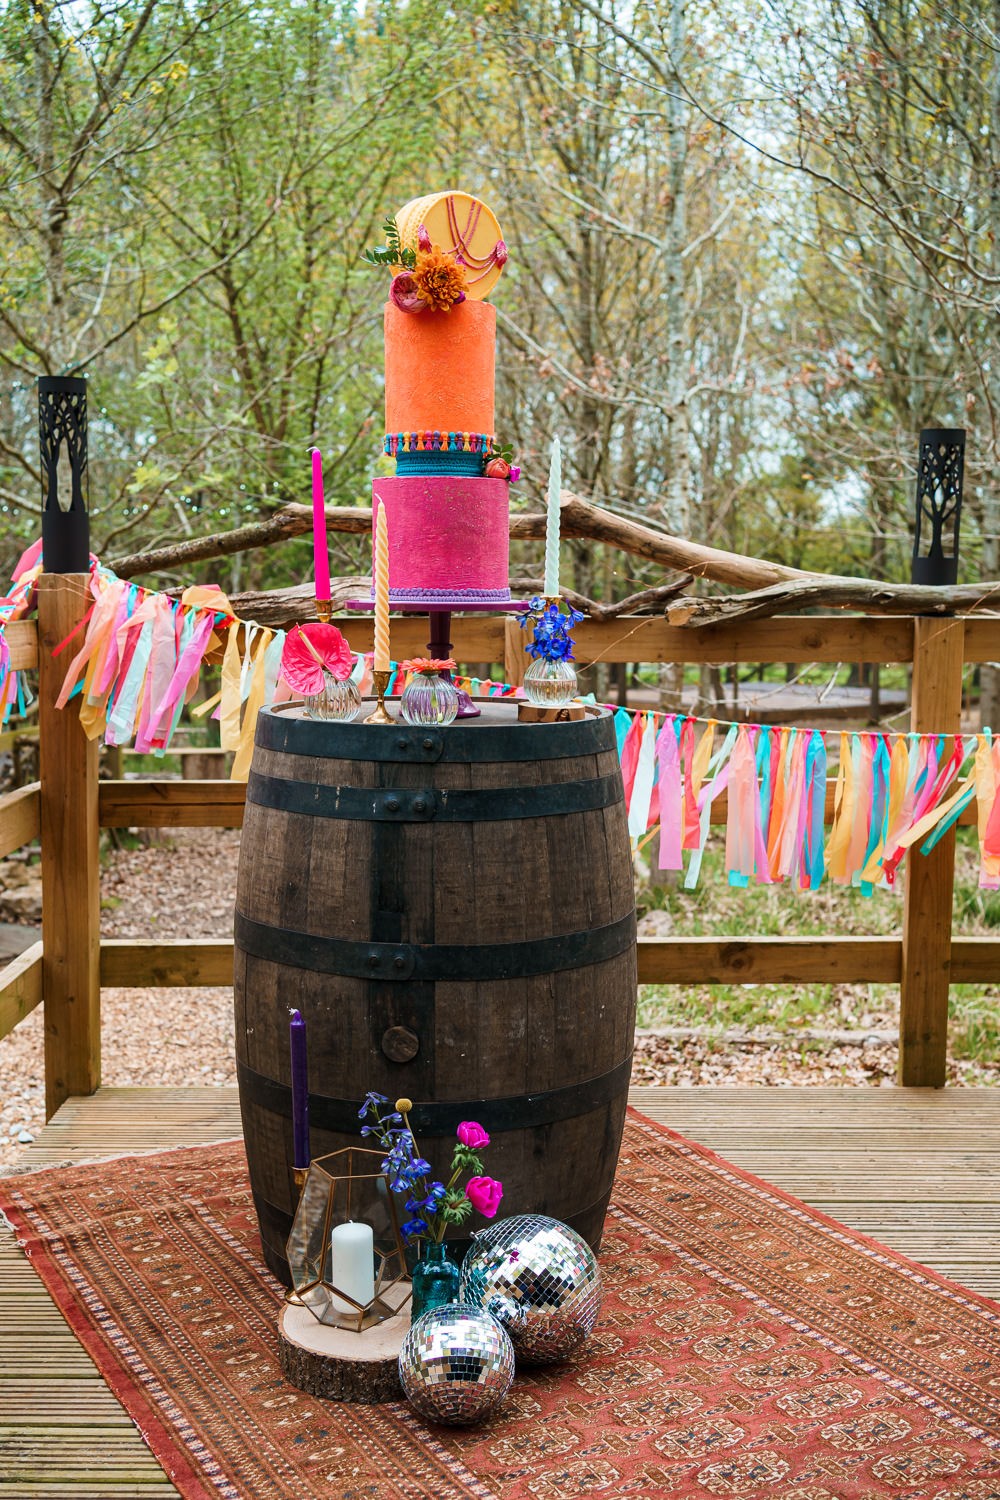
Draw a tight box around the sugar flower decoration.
[281,623,355,695]
[411,245,467,312]
[389,272,423,313]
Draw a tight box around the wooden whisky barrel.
[234,703,636,1284]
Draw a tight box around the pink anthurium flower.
[280,623,354,695]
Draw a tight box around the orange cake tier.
[384,300,495,437]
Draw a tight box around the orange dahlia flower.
[412,246,467,312]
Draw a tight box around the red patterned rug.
[2,1109,1000,1499]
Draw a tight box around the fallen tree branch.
[108,503,369,579]
[110,491,1000,621]
[511,576,694,620]
[667,578,1000,626]
[224,576,369,628]
[222,574,697,630]
[110,493,726,585]
[538,494,811,588]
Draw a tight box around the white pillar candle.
[543,435,562,598]
[329,1220,375,1314]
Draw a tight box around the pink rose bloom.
[494,239,508,266]
[466,1175,503,1218]
[457,1120,490,1149]
[389,272,423,313]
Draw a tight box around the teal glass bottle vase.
[410,1241,461,1321]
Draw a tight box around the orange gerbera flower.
[401,657,456,674]
[412,246,467,312]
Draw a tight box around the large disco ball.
[398,1303,515,1426]
[458,1214,602,1364]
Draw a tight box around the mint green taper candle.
[543,435,562,598]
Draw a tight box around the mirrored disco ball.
[398,1303,515,1426]
[458,1214,602,1364]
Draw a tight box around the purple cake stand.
[345,599,528,718]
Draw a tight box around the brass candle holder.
[364,669,394,724]
[315,598,332,623]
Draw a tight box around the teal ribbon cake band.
[394,451,486,476]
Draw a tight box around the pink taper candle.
[373,499,390,672]
[311,448,330,603]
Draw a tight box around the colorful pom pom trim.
[384,431,494,456]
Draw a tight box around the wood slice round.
[278,1284,411,1403]
[516,701,588,722]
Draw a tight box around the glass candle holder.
[400,671,459,727]
[285,1146,411,1332]
[523,657,578,707]
[305,671,362,722]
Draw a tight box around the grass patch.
[950,987,1000,1064]
[636,981,896,1034]
[635,831,1000,1067]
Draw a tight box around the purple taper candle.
[289,1008,310,1170]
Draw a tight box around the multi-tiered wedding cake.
[368,191,515,609]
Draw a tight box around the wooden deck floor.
[2,1084,999,1496]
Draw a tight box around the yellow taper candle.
[373,498,390,672]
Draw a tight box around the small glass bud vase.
[401,670,459,727]
[305,671,362,722]
[410,1241,461,1321]
[523,657,578,706]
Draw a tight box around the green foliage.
[0,0,996,613]
[486,437,515,467]
[440,1190,473,1226]
[636,832,1000,1066]
[0,0,475,580]
[362,216,416,270]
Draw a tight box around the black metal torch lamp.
[38,375,90,573]
[911,427,964,587]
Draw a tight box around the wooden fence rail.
[1,591,998,1113]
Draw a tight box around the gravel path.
[0,831,239,1169]
[1,828,995,1170]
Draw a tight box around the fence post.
[38,574,101,1117]
[37,373,100,1118]
[504,616,528,689]
[898,617,965,1087]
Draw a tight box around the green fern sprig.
[361,214,416,270]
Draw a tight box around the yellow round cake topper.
[394,191,506,301]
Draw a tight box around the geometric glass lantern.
[285,1147,411,1332]
[911,427,965,586]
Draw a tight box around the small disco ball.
[398,1303,515,1426]
[458,1214,602,1365]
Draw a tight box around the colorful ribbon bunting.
[0,546,996,891]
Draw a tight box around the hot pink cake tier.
[371,475,511,606]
